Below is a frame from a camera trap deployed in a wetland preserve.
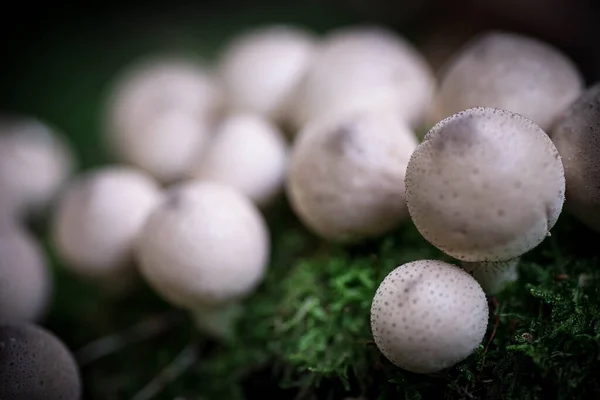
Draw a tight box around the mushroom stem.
[461,258,520,295]
[190,302,243,341]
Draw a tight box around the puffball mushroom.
[105,57,222,182]
[0,323,81,400]
[0,117,74,217]
[188,112,288,207]
[371,260,488,374]
[287,110,418,243]
[52,166,161,285]
[289,25,434,132]
[433,31,583,130]
[219,25,317,122]
[0,222,51,322]
[462,258,520,295]
[136,181,269,338]
[550,83,600,232]
[405,107,565,262]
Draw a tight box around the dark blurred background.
[1,0,599,165]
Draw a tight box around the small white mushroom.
[370,260,489,374]
[0,323,81,400]
[0,222,51,322]
[52,166,161,286]
[219,25,317,122]
[289,25,435,132]
[433,31,583,130]
[462,258,520,295]
[188,112,288,207]
[550,83,600,232]
[405,107,565,262]
[0,117,74,218]
[105,57,223,183]
[135,181,269,338]
[287,110,418,243]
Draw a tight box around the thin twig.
[130,343,198,400]
[478,297,500,379]
[76,311,183,366]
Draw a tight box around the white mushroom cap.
[405,107,565,262]
[0,323,81,400]
[287,110,418,243]
[0,222,51,322]
[289,25,434,132]
[550,83,600,232]
[433,31,583,130]
[0,117,74,217]
[135,181,269,310]
[462,258,520,295]
[370,260,488,374]
[188,112,288,207]
[52,166,161,280]
[105,57,223,182]
[219,25,317,122]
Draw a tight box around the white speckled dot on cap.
[370,260,489,374]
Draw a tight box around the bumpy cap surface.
[406,107,565,261]
[434,31,583,130]
[287,110,418,243]
[370,260,488,373]
[0,323,81,400]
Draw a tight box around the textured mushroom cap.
[52,166,161,278]
[289,26,434,132]
[370,260,488,374]
[433,31,583,130]
[462,257,520,295]
[550,83,600,232]
[0,323,81,400]
[189,112,288,207]
[219,25,317,122]
[0,118,74,217]
[136,181,269,309]
[287,110,418,243]
[105,57,222,182]
[0,223,51,322]
[406,107,565,261]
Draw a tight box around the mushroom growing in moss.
[287,109,418,243]
[0,323,81,400]
[52,166,161,289]
[0,222,51,322]
[0,117,74,218]
[189,112,288,207]
[371,259,488,374]
[289,25,434,132]
[105,57,223,183]
[432,31,583,130]
[219,25,317,122]
[135,181,269,339]
[462,258,520,295]
[550,83,600,232]
[405,107,565,262]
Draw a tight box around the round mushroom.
[287,109,418,243]
[370,259,489,374]
[219,25,317,122]
[289,25,435,132]
[0,117,74,218]
[0,222,51,322]
[462,257,520,295]
[105,56,223,183]
[550,83,600,232]
[0,322,81,400]
[52,166,161,286]
[135,181,269,337]
[188,112,288,207]
[432,31,583,130]
[405,107,565,262]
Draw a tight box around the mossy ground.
[3,3,600,399]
